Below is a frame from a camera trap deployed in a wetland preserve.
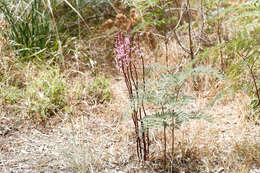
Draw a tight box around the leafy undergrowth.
[0,0,259,172]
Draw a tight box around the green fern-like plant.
[223,1,259,119]
[139,64,221,129]
[202,0,259,120]
[129,63,221,168]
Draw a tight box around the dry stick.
[107,0,119,14]
[173,30,190,54]
[187,0,194,62]
[172,4,190,54]
[161,106,167,170]
[187,0,200,90]
[163,0,172,67]
[193,0,205,57]
[174,0,181,25]
[216,1,224,71]
[164,124,167,170]
[171,3,190,53]
[165,38,169,67]
[249,65,260,106]
[237,52,260,107]
[200,0,205,32]
[171,86,182,168]
[171,118,174,159]
[63,0,92,33]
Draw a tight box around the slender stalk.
[237,52,260,107]
[165,38,169,67]
[172,118,175,159]
[216,1,224,71]
[187,0,194,63]
[141,52,150,155]
[115,31,150,162]
[161,105,166,169]
[249,66,260,106]
[164,124,167,169]
[47,0,63,65]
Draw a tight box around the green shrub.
[25,67,67,120]
[221,1,259,119]
[87,75,111,104]
[0,68,24,105]
[202,0,260,120]
[0,85,23,105]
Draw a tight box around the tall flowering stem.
[114,31,149,161]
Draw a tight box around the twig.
[63,0,92,33]
[216,1,224,70]
[172,3,190,54]
[187,0,194,62]
[107,0,119,14]
[165,7,198,12]
[173,30,190,53]
[237,52,260,106]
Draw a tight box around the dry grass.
[1,66,259,172]
[0,5,259,172]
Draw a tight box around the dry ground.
[0,73,259,173]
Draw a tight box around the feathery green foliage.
[200,0,260,120]
[223,0,259,118]
[124,0,177,34]
[135,64,220,130]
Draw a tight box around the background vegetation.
[0,0,259,172]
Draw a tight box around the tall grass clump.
[0,0,56,59]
